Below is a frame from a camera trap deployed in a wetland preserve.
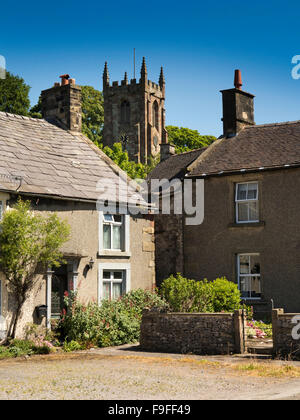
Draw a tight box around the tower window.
[152,101,159,130]
[121,100,130,123]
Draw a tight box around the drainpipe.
[46,268,54,330]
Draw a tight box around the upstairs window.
[152,101,159,130]
[103,214,124,250]
[235,182,259,223]
[238,253,261,299]
[121,100,130,123]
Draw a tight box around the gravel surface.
[0,345,300,400]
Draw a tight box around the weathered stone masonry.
[140,310,246,355]
[272,309,300,357]
[102,59,168,164]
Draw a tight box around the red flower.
[64,291,69,297]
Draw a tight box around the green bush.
[159,274,213,312]
[160,274,241,313]
[0,338,53,359]
[211,277,241,312]
[58,289,167,347]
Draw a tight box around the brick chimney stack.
[220,69,255,138]
[41,75,82,132]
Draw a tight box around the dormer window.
[235,182,259,223]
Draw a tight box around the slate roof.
[188,121,300,177]
[0,112,144,206]
[147,148,206,181]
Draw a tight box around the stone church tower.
[102,58,168,163]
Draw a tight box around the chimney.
[220,69,255,137]
[41,75,82,132]
[160,143,175,161]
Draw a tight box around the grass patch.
[232,362,300,378]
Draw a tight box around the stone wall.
[140,310,245,355]
[272,309,300,357]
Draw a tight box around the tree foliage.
[103,142,159,180]
[81,85,104,147]
[0,198,70,339]
[166,125,216,154]
[0,71,31,115]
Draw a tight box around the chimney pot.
[234,69,242,90]
[60,74,70,85]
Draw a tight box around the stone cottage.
[0,75,155,338]
[149,70,300,315]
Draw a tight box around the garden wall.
[140,310,246,355]
[272,309,300,357]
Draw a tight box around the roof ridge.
[170,146,207,157]
[245,120,300,129]
[0,111,47,123]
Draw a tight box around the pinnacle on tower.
[159,66,165,88]
[140,57,147,82]
[124,72,128,84]
[103,62,110,88]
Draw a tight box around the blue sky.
[1,0,300,136]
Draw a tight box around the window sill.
[98,250,131,258]
[228,221,265,228]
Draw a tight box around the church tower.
[102,58,168,164]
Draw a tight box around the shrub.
[57,289,167,347]
[0,337,53,359]
[63,340,83,352]
[160,274,241,313]
[159,274,213,312]
[210,277,241,312]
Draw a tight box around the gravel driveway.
[1,345,300,400]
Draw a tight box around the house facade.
[150,70,300,315]
[0,75,155,338]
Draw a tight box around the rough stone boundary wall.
[272,309,300,357]
[140,310,245,355]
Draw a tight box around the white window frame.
[235,182,259,224]
[98,263,131,304]
[237,253,261,300]
[98,211,130,255]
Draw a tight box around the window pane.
[103,224,111,249]
[113,283,122,299]
[104,214,113,222]
[239,255,250,274]
[237,184,247,200]
[238,202,249,222]
[250,276,261,298]
[250,255,260,274]
[103,271,111,279]
[113,225,121,249]
[247,183,258,200]
[103,282,111,299]
[249,201,259,221]
[240,276,251,298]
[113,215,122,224]
[113,271,123,280]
